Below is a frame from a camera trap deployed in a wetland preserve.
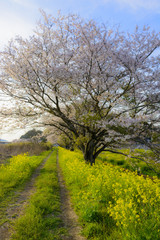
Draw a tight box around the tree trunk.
[83,140,96,165]
[84,151,95,165]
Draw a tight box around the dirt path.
[57,154,86,240]
[0,151,53,240]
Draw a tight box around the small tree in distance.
[0,10,160,166]
[20,129,47,143]
[20,129,42,140]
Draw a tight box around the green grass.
[98,149,160,177]
[11,148,67,240]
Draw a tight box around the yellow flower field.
[0,152,49,201]
[59,147,160,240]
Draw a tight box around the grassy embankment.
[98,149,160,177]
[0,150,51,225]
[11,149,66,240]
[59,147,160,240]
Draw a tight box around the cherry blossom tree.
[0,11,160,165]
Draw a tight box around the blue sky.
[0,0,160,140]
[0,0,160,49]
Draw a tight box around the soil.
[0,151,86,240]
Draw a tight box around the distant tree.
[20,129,42,139]
[0,11,160,167]
[20,129,47,143]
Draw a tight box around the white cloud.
[0,12,34,49]
[0,0,39,50]
[0,129,27,141]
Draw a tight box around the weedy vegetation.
[0,151,50,202]
[59,147,160,240]
[0,151,51,225]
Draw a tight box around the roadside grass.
[11,148,67,240]
[58,147,160,240]
[98,149,160,177]
[0,150,51,226]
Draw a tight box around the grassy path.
[10,149,66,240]
[0,151,52,240]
